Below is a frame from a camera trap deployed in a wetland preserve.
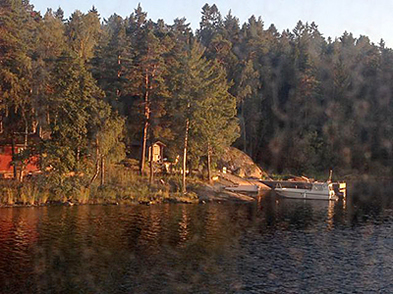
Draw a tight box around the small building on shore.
[0,136,40,179]
[129,140,166,163]
[148,141,166,163]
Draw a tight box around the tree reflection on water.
[0,185,392,293]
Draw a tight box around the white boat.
[275,182,338,201]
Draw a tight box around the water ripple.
[0,193,392,293]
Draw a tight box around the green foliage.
[1,1,393,188]
[190,58,239,160]
[40,52,98,173]
[0,0,36,134]
[96,112,126,162]
[166,41,239,173]
[66,9,101,61]
[91,14,133,108]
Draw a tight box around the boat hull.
[275,188,338,201]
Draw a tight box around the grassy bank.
[0,165,200,207]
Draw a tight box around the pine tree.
[197,4,223,48]
[235,59,260,153]
[0,0,35,130]
[43,51,105,176]
[91,14,133,109]
[65,9,101,62]
[166,42,205,192]
[32,8,66,136]
[191,59,239,182]
[168,42,238,189]
[126,6,172,175]
[0,0,38,178]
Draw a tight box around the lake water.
[1,190,393,293]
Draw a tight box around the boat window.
[312,184,327,191]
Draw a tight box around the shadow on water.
[349,180,393,223]
[0,181,392,293]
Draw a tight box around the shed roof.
[152,140,166,147]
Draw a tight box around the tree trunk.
[241,100,247,153]
[140,71,150,175]
[182,118,189,194]
[76,146,80,168]
[100,156,105,186]
[19,121,29,182]
[11,135,17,179]
[207,143,212,184]
[149,143,154,185]
[140,120,148,175]
[117,55,121,97]
[90,138,100,185]
[24,121,28,148]
[90,157,100,185]
[18,168,24,182]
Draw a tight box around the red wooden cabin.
[0,142,40,179]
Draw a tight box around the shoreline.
[0,181,263,208]
[2,173,389,208]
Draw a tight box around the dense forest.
[1,0,392,189]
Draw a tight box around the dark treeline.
[1,0,392,187]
